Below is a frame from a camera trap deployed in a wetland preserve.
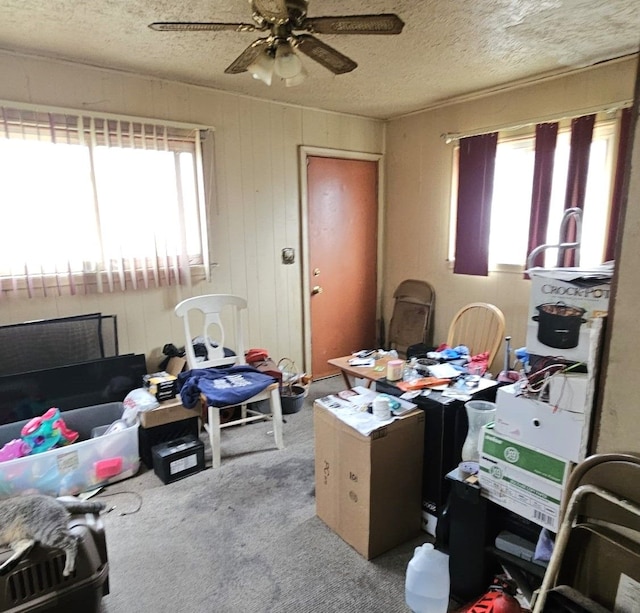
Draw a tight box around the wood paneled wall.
[0,52,383,372]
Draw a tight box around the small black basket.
[277,358,308,414]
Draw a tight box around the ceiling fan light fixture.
[285,64,308,87]
[274,41,303,79]
[151,2,405,83]
[248,50,275,85]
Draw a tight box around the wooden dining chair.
[174,294,284,468]
[446,302,505,369]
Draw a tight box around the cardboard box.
[152,434,205,484]
[165,356,186,376]
[495,378,592,463]
[479,425,573,532]
[313,400,425,559]
[139,396,200,429]
[526,270,610,364]
[547,373,590,415]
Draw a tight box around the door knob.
[312,285,323,295]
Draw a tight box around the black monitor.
[0,354,147,425]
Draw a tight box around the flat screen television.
[0,354,147,425]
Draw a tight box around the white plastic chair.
[174,294,284,468]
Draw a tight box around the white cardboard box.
[495,377,592,463]
[526,270,611,364]
[479,425,573,532]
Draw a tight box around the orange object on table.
[396,377,451,391]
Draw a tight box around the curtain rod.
[440,101,632,144]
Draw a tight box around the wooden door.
[306,155,379,379]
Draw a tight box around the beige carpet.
[96,376,434,613]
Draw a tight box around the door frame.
[299,146,385,374]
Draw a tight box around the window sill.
[446,260,528,276]
[489,263,527,275]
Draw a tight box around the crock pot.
[533,302,587,349]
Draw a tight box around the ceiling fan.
[149,0,404,86]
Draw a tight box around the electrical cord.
[520,358,586,408]
[93,491,144,516]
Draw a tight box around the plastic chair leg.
[270,386,285,450]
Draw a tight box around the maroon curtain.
[526,122,559,270]
[561,114,596,266]
[604,107,633,263]
[454,133,498,276]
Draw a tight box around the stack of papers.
[347,357,375,367]
[316,386,416,436]
[427,363,462,379]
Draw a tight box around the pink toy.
[21,407,79,455]
[95,457,123,481]
[0,439,31,463]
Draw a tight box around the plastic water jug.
[405,543,450,613]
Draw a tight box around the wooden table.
[327,354,394,389]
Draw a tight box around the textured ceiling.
[0,0,639,119]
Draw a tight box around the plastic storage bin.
[0,511,109,612]
[0,402,139,499]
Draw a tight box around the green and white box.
[479,425,573,532]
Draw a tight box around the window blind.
[0,104,211,297]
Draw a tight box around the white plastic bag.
[122,388,159,425]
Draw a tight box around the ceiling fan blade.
[252,0,290,23]
[149,22,257,32]
[295,34,357,75]
[225,39,270,74]
[302,14,404,35]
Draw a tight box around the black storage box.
[0,511,109,612]
[152,434,205,484]
[138,415,199,468]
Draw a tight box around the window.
[449,115,620,271]
[488,122,615,268]
[0,104,212,296]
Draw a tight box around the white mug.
[372,396,391,420]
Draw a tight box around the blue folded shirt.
[178,365,277,408]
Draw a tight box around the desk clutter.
[327,266,615,610]
[344,346,495,400]
[440,266,616,610]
